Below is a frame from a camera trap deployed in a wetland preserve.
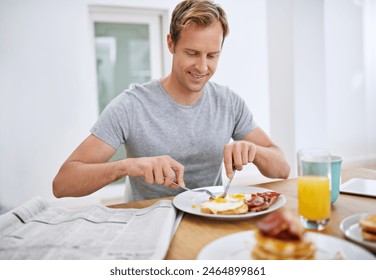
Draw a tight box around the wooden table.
[110,167,376,259]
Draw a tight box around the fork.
[171,182,216,199]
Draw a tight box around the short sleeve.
[90,93,131,149]
[230,91,258,140]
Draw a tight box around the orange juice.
[298,176,331,220]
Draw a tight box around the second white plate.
[172,185,286,220]
[340,213,376,253]
[197,230,375,260]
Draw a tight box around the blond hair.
[170,0,229,46]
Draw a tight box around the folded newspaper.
[0,197,183,260]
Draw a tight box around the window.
[94,22,151,113]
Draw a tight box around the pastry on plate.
[359,214,376,242]
[251,209,316,260]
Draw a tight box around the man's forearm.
[52,159,129,198]
[253,145,290,179]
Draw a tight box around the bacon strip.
[245,191,281,212]
[246,196,265,207]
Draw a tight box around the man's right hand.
[125,155,185,188]
[53,134,185,198]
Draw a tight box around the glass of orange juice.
[297,148,331,230]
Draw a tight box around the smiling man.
[53,0,290,201]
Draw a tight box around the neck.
[160,75,203,106]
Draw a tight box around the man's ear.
[167,34,174,54]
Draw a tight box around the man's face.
[168,20,223,95]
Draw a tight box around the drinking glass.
[297,148,331,230]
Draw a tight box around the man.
[53,0,290,201]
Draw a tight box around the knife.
[220,166,236,198]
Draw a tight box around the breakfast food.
[251,210,317,260]
[200,194,249,215]
[246,192,281,212]
[359,214,376,242]
[199,192,281,215]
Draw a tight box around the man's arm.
[223,128,290,179]
[52,134,185,198]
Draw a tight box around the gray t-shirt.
[91,79,257,201]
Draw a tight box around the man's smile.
[188,71,208,80]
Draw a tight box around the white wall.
[293,0,328,176]
[294,0,327,148]
[364,0,376,162]
[0,0,98,208]
[266,0,376,176]
[325,0,375,163]
[0,0,375,209]
[266,0,296,175]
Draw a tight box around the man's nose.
[195,56,208,73]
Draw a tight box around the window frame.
[88,5,170,115]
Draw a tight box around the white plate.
[172,185,286,220]
[197,230,375,260]
[340,213,376,253]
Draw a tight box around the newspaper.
[0,197,183,260]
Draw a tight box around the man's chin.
[187,79,208,93]
[186,85,205,95]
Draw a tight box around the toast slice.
[361,230,376,242]
[359,214,376,233]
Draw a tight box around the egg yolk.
[214,197,227,203]
[230,194,245,199]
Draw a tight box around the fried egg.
[199,193,249,214]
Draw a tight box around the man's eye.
[187,52,196,56]
[208,54,219,59]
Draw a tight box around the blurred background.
[0,0,375,211]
